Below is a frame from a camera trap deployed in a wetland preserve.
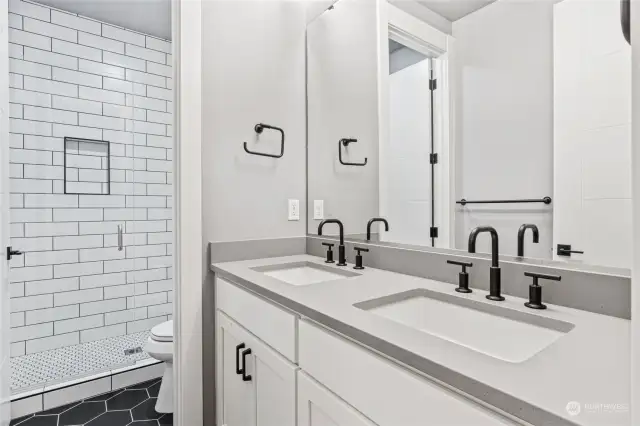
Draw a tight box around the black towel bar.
[457,197,552,206]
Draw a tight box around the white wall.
[307,0,380,236]
[451,0,555,258]
[384,58,432,245]
[7,0,173,357]
[202,2,306,244]
[200,1,308,424]
[553,0,631,269]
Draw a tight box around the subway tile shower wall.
[7,0,173,357]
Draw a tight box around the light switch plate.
[288,199,300,221]
[314,200,324,220]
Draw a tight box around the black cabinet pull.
[235,343,245,375]
[241,348,252,381]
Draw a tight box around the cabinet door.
[217,311,297,426]
[298,371,378,426]
[217,316,256,426]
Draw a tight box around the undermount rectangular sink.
[252,261,360,286]
[355,289,574,363]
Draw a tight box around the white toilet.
[144,320,174,413]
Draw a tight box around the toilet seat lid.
[151,320,173,342]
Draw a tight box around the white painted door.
[217,319,256,426]
[0,0,11,422]
[297,371,377,426]
[216,311,296,426]
[553,0,632,269]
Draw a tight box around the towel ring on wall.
[338,138,367,166]
[243,123,285,158]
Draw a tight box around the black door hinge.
[429,79,437,91]
[429,153,438,164]
[430,227,439,238]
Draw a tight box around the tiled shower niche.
[8,0,173,392]
[64,137,111,195]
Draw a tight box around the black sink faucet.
[366,218,389,241]
[318,219,347,266]
[517,224,539,257]
[468,226,504,301]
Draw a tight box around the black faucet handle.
[447,260,473,293]
[524,272,561,283]
[353,247,368,270]
[524,271,561,310]
[447,259,473,272]
[322,242,335,264]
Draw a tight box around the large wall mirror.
[307,0,631,272]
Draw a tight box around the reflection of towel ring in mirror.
[243,123,285,158]
[338,138,367,166]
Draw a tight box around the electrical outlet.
[288,199,300,221]
[314,200,324,220]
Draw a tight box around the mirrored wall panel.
[307,0,631,271]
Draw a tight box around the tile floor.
[12,332,151,392]
[9,378,172,426]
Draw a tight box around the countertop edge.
[211,263,579,426]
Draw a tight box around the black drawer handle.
[241,348,252,381]
[235,343,245,375]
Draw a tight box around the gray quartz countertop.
[211,254,629,426]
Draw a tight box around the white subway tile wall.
[8,0,173,357]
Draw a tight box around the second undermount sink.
[252,261,360,286]
[355,289,575,363]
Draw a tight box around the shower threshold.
[11,331,154,396]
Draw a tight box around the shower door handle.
[117,225,123,251]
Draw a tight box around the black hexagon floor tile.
[147,381,161,398]
[107,389,149,410]
[132,398,163,420]
[10,414,33,425]
[86,390,123,402]
[128,379,161,390]
[158,414,173,425]
[59,401,106,426]
[10,379,172,426]
[38,401,79,415]
[85,410,132,426]
[16,416,57,426]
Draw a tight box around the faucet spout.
[468,226,504,301]
[517,224,539,257]
[468,226,499,267]
[318,219,346,266]
[366,218,389,241]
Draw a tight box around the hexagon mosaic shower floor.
[10,378,172,426]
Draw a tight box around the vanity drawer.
[216,277,297,362]
[298,320,521,426]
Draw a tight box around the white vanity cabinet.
[216,311,297,426]
[297,371,377,426]
[215,277,522,426]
